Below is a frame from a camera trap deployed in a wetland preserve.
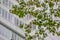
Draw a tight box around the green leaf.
[44,0,49,3]
[27,35,32,40]
[39,28,45,35]
[25,29,31,33]
[10,0,60,40]
[43,33,47,38]
[37,14,42,19]
[56,32,60,36]
[49,2,54,8]
[19,24,23,28]
[36,3,41,7]
[41,3,46,7]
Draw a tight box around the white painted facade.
[0,0,25,40]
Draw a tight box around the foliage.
[10,0,60,40]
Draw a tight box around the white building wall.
[0,24,12,40]
[0,0,25,40]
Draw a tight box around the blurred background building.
[0,0,25,40]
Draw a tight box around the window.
[5,0,8,6]
[14,17,19,26]
[7,13,10,21]
[16,19,20,26]
[0,8,13,23]
[1,9,4,17]
[3,0,6,6]
[2,0,13,8]
[1,8,7,19]
[0,7,1,14]
[0,0,1,4]
[4,11,7,19]
[7,13,12,22]
[9,1,13,8]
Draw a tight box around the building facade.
[0,0,25,40]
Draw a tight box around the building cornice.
[0,15,25,39]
